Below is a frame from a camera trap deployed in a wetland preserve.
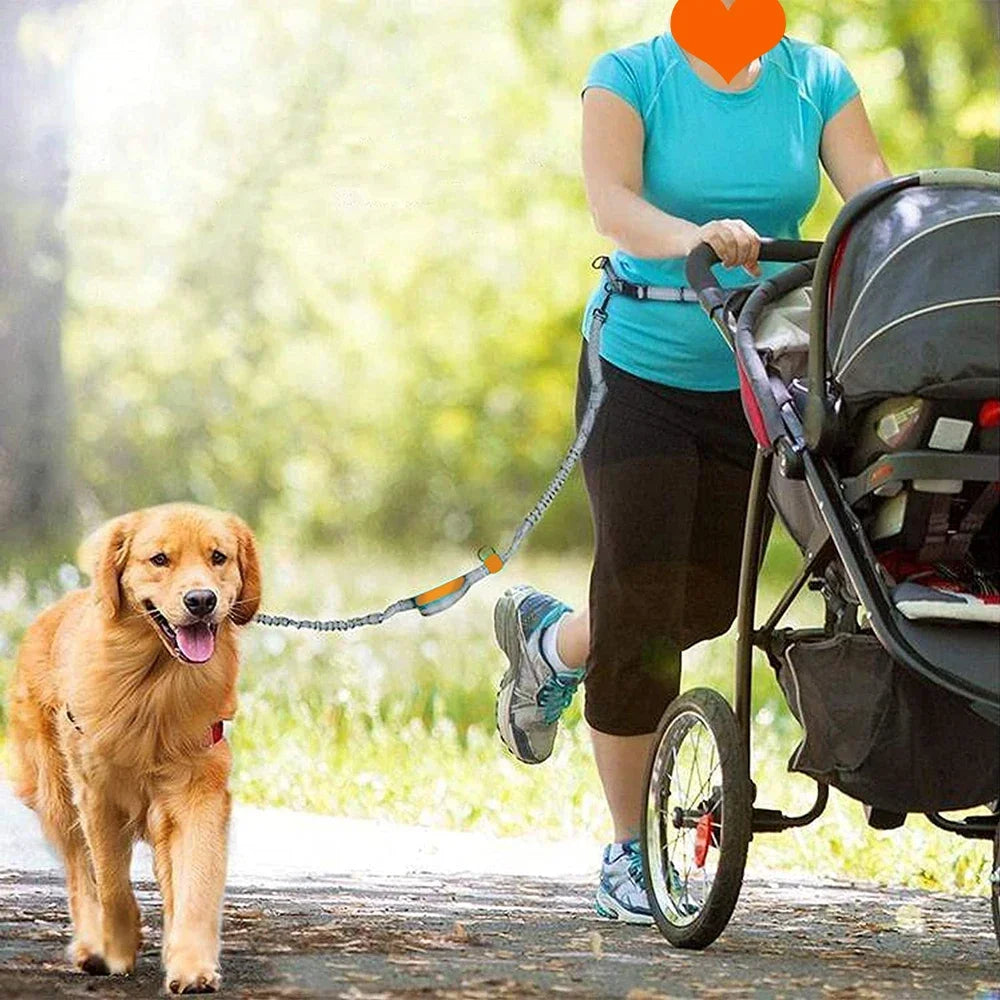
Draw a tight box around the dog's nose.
[183,589,218,618]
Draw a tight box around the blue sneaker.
[594,839,654,925]
[494,585,580,764]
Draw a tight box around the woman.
[494,16,891,923]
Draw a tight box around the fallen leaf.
[589,929,603,960]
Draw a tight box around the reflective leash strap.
[254,598,418,632]
[254,257,688,631]
[498,268,611,565]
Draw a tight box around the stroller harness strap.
[920,482,1000,564]
[254,257,692,632]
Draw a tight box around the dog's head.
[79,504,262,663]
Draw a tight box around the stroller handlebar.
[685,238,824,312]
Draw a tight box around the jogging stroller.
[639,168,1000,951]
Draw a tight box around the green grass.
[0,536,993,896]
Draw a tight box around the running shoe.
[494,585,579,765]
[594,839,654,925]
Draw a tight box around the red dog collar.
[202,720,232,747]
[208,720,224,744]
[67,707,230,748]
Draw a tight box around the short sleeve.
[816,46,860,122]
[583,49,645,117]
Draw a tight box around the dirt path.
[1,868,998,999]
[1,785,997,998]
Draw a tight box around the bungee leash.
[254,257,695,632]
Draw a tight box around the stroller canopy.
[828,183,1000,406]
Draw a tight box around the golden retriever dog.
[7,503,261,994]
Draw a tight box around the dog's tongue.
[176,623,215,663]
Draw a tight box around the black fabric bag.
[777,632,1000,814]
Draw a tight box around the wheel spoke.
[689,723,705,808]
[683,751,720,814]
[680,722,700,809]
[643,692,749,949]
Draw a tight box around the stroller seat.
[844,394,1000,625]
[751,180,1000,633]
[759,345,1000,629]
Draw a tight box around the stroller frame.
[734,444,999,841]
[641,170,1000,952]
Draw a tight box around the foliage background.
[1,0,998,897]
[35,0,1000,554]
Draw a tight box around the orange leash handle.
[413,546,506,616]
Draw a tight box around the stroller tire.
[641,687,753,950]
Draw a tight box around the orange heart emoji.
[671,0,786,83]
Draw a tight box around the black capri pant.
[575,345,757,736]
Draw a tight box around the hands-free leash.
[254,257,695,632]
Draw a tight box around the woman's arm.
[581,87,761,272]
[820,95,892,201]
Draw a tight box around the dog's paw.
[103,900,142,974]
[69,943,110,976]
[81,953,111,976]
[164,960,220,995]
[104,931,141,975]
[105,954,137,976]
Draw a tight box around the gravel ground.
[1,784,997,999]
[1,869,998,999]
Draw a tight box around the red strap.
[67,707,226,748]
[202,720,226,747]
[738,365,771,448]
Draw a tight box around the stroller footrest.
[751,807,789,833]
[925,811,999,841]
[751,784,829,834]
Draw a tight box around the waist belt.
[593,255,700,304]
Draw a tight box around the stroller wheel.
[642,687,752,950]
[992,819,1000,953]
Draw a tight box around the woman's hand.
[693,219,762,276]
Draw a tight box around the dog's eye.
[150,552,169,567]
[211,550,227,566]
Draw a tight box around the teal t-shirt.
[582,34,859,390]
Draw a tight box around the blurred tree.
[0,1,77,568]
[982,0,1000,44]
[23,0,996,567]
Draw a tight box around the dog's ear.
[227,516,261,626]
[78,514,136,620]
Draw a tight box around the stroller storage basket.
[777,632,1000,814]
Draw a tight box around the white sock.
[540,613,575,673]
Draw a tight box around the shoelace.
[616,841,698,916]
[536,672,582,725]
[622,841,647,889]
